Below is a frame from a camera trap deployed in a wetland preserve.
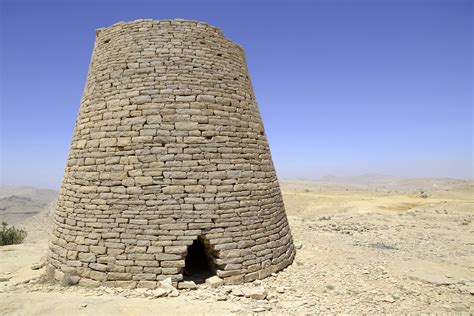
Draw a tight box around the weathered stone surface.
[159,277,175,290]
[205,276,224,288]
[90,246,107,255]
[176,95,196,102]
[90,270,107,281]
[48,18,294,288]
[178,281,197,289]
[131,95,151,105]
[107,272,132,281]
[31,262,45,270]
[78,252,96,263]
[152,288,170,297]
[242,287,267,300]
[135,176,153,186]
[175,121,198,130]
[197,95,215,103]
[231,288,244,296]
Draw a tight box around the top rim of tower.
[95,18,243,51]
[96,19,223,36]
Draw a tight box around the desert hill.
[0,185,57,225]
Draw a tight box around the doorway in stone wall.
[183,236,216,284]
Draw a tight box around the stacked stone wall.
[48,19,295,288]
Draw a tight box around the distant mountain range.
[0,185,58,225]
[319,173,403,184]
[281,174,473,192]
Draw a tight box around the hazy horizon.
[1,0,472,189]
[1,172,472,191]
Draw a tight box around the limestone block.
[89,263,107,272]
[205,276,224,287]
[76,140,87,149]
[135,260,159,267]
[184,185,204,193]
[137,281,158,289]
[196,95,215,103]
[161,267,180,274]
[129,219,147,225]
[89,246,107,255]
[160,260,185,268]
[175,121,198,130]
[155,253,181,261]
[164,246,187,254]
[163,171,187,179]
[100,138,117,147]
[89,270,107,281]
[117,137,132,146]
[160,223,187,230]
[178,281,197,289]
[135,176,154,186]
[162,186,184,194]
[107,272,132,281]
[66,251,78,260]
[128,253,155,260]
[78,252,96,263]
[146,246,163,254]
[147,115,162,124]
[133,273,157,281]
[76,245,89,252]
[176,95,196,102]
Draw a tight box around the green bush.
[0,222,27,246]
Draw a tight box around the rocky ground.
[0,177,473,315]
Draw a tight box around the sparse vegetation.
[0,221,27,246]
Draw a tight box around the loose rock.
[206,276,224,288]
[242,287,267,300]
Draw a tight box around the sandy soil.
[1,178,473,315]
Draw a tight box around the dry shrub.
[0,222,27,246]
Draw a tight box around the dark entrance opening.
[183,237,215,284]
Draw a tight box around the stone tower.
[48,19,295,288]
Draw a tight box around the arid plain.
[0,175,473,315]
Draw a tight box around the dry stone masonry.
[48,19,295,288]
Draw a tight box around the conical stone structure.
[48,19,295,288]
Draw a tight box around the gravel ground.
[1,179,473,315]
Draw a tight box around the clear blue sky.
[1,0,472,189]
